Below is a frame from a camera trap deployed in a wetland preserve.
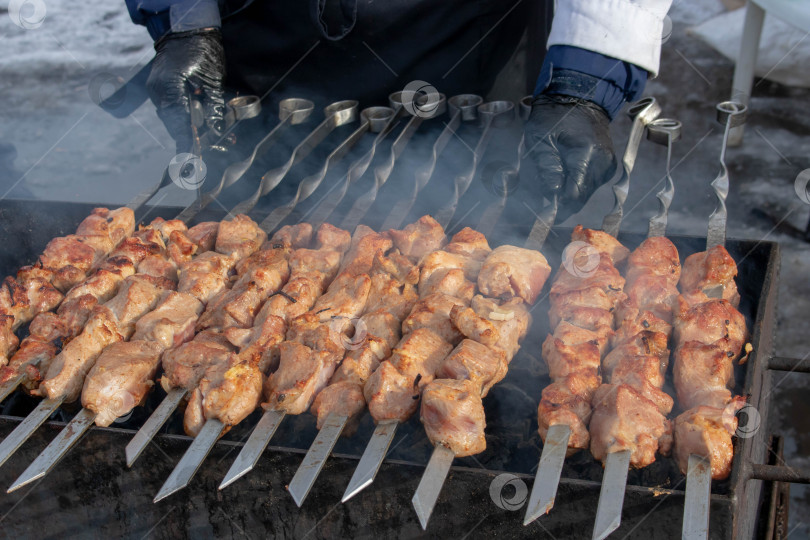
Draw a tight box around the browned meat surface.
[288,249,341,283]
[387,215,445,261]
[477,245,551,304]
[0,276,64,329]
[680,245,740,306]
[101,275,174,339]
[262,341,337,415]
[589,384,673,467]
[145,217,187,241]
[75,207,135,246]
[435,339,507,397]
[444,227,491,260]
[313,223,352,253]
[82,340,164,427]
[63,262,136,304]
[177,251,233,303]
[215,214,267,260]
[107,229,165,268]
[673,400,743,480]
[419,250,482,285]
[464,296,531,361]
[227,313,285,373]
[132,291,203,349]
[186,221,219,252]
[39,235,110,291]
[418,268,475,302]
[365,328,452,423]
[359,311,401,351]
[306,273,371,322]
[570,225,630,265]
[0,314,19,366]
[339,226,393,276]
[420,379,486,457]
[185,355,262,436]
[161,332,236,392]
[269,223,313,249]
[674,296,747,353]
[538,228,627,454]
[0,339,59,390]
[258,274,323,323]
[402,292,468,344]
[137,254,179,281]
[673,340,735,410]
[450,305,498,347]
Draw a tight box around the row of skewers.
[0,93,751,538]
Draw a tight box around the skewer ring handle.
[361,106,396,133]
[519,95,534,122]
[716,101,748,127]
[478,100,516,128]
[627,96,662,125]
[447,94,483,121]
[227,95,261,121]
[279,98,315,124]
[647,118,682,145]
[389,91,447,118]
[324,100,360,126]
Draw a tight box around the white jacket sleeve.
[547,0,673,76]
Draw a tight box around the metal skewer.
[154,419,225,502]
[280,97,483,506]
[127,95,262,219]
[433,100,515,229]
[683,101,746,540]
[229,100,359,216]
[0,397,64,468]
[259,106,394,232]
[381,94,483,231]
[339,92,447,233]
[125,387,187,467]
[475,95,533,236]
[175,98,314,222]
[411,191,560,529]
[646,118,682,238]
[523,97,663,529]
[7,407,96,492]
[601,97,662,237]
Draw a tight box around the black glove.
[147,28,226,154]
[524,94,618,222]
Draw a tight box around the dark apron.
[220,0,547,108]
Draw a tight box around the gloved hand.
[524,94,618,222]
[147,28,226,154]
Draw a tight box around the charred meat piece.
[215,214,267,261]
[680,245,740,306]
[388,215,445,261]
[132,291,203,349]
[82,340,164,427]
[420,379,486,457]
[477,245,551,305]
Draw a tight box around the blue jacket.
[124,0,646,119]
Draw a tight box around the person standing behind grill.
[125,0,672,222]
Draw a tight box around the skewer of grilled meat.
[537,226,630,455]
[0,207,136,366]
[588,236,680,469]
[672,244,747,481]
[409,243,546,529]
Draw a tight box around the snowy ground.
[0,0,809,536]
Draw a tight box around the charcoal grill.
[0,102,806,538]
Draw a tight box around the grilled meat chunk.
[570,225,630,266]
[82,340,164,427]
[161,332,237,392]
[420,379,486,457]
[132,291,203,349]
[262,341,337,415]
[388,215,445,261]
[215,214,267,261]
[673,400,744,480]
[436,339,507,397]
[680,245,740,306]
[477,245,551,305]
